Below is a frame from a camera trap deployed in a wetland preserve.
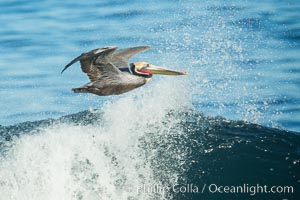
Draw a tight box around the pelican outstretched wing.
[111,46,151,69]
[61,46,120,82]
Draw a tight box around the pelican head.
[130,62,187,77]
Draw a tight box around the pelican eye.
[143,63,150,69]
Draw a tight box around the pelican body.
[61,46,187,96]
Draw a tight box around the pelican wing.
[61,46,119,82]
[111,46,151,69]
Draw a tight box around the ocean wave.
[1,108,299,199]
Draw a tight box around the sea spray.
[0,77,192,200]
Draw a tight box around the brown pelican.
[61,46,187,96]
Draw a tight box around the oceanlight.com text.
[136,183,294,196]
[207,184,294,196]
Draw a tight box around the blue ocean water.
[0,1,300,200]
[0,0,299,131]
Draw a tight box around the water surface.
[0,0,300,199]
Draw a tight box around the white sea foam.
[0,77,191,200]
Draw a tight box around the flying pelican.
[61,46,187,96]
